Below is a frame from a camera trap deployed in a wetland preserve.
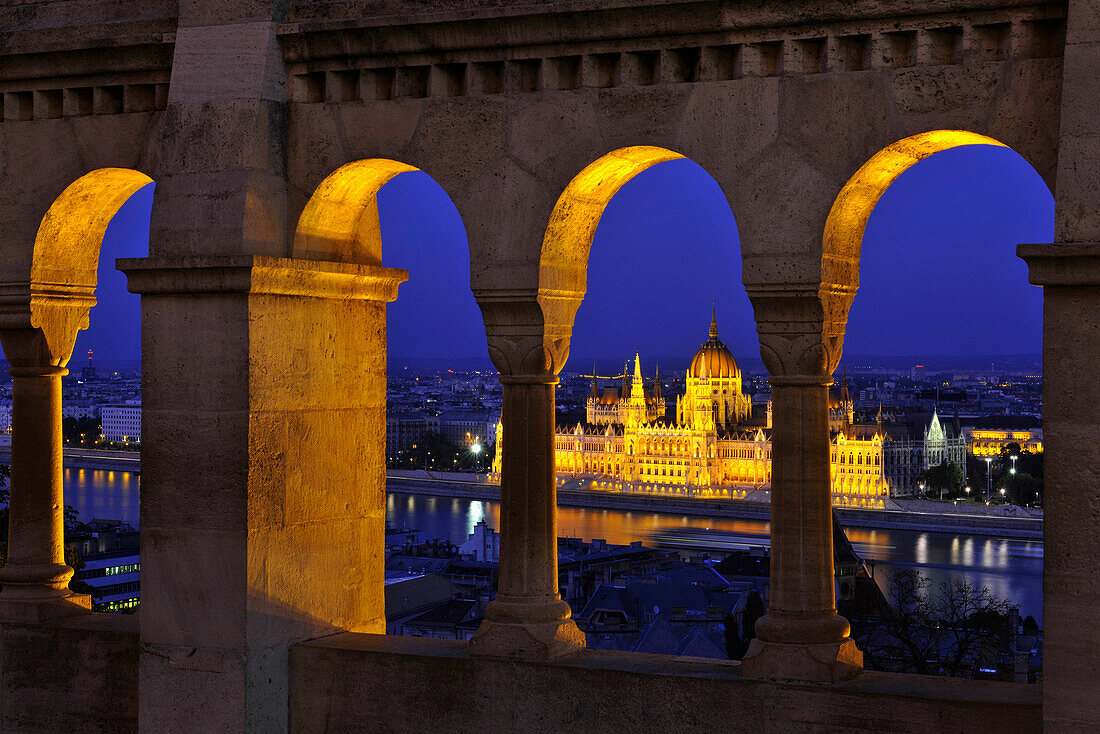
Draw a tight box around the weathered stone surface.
[289,633,1040,734]
[1019,244,1100,731]
[0,615,139,734]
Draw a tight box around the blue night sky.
[87,144,1052,366]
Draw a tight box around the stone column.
[0,365,90,618]
[1019,243,1100,730]
[0,296,94,621]
[122,255,405,733]
[469,291,585,659]
[740,287,862,682]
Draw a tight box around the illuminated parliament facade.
[493,314,964,509]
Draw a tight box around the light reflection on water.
[65,473,1043,624]
[66,468,140,526]
[387,492,1043,624]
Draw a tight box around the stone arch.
[822,130,1023,301]
[33,168,153,289]
[0,167,153,621]
[293,158,424,265]
[25,168,153,367]
[530,146,689,372]
[539,145,686,297]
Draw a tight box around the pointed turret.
[841,367,852,431]
[654,362,662,399]
[590,362,599,400]
[709,303,719,340]
[927,406,944,441]
[632,352,645,411]
[621,360,631,399]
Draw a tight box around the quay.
[9,449,1042,539]
[385,471,1044,540]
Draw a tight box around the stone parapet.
[289,633,1041,734]
[0,614,139,733]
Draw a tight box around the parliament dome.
[690,311,739,379]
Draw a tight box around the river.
[60,469,1045,623]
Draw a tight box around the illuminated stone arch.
[532,146,689,374]
[293,158,425,265]
[821,130,1034,339]
[0,167,153,618]
[24,167,154,367]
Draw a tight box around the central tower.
[676,310,752,431]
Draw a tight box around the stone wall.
[289,633,1041,734]
[0,615,139,733]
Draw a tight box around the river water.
[61,469,1045,623]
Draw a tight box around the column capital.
[119,255,407,301]
[745,282,853,379]
[473,287,581,378]
[0,281,97,370]
[1019,242,1100,286]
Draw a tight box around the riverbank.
[0,446,141,473]
[9,451,1041,540]
[386,472,1044,540]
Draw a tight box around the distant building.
[81,349,97,381]
[386,413,439,455]
[383,572,459,635]
[458,520,499,563]
[69,520,141,613]
[100,402,141,443]
[396,599,482,640]
[966,429,1044,457]
[880,409,968,496]
[438,411,496,448]
[494,313,890,507]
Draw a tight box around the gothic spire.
[591,361,599,400]
[709,303,719,339]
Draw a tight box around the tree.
[62,416,100,447]
[852,569,1012,678]
[999,471,1041,506]
[724,590,765,660]
[922,460,964,498]
[996,446,1043,505]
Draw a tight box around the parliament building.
[493,314,964,509]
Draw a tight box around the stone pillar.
[469,291,585,659]
[1019,243,1100,731]
[122,255,405,733]
[740,287,862,682]
[0,365,90,619]
[0,295,94,621]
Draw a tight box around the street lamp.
[1010,454,1018,475]
[990,455,998,501]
